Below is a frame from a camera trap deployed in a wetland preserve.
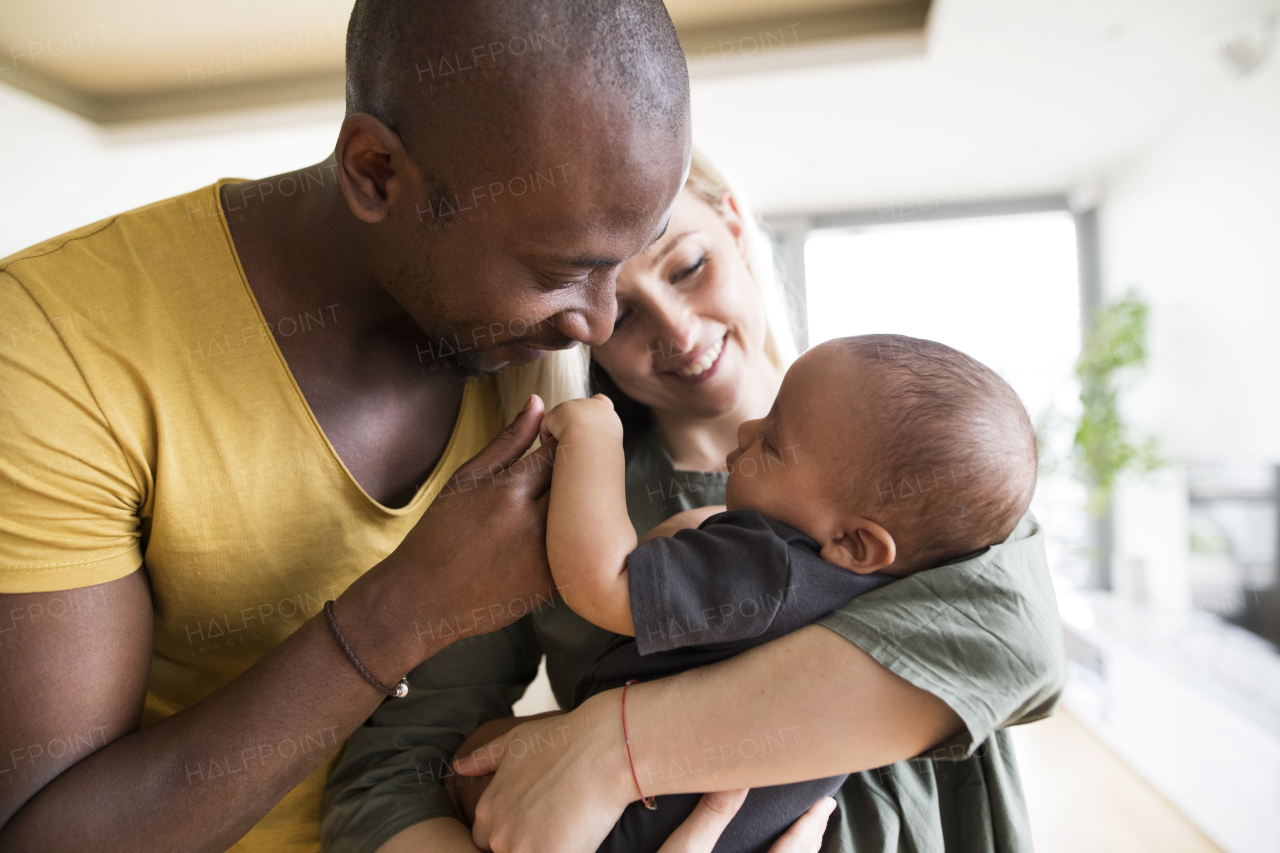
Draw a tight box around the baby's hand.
[539,394,622,449]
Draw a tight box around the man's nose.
[553,279,617,348]
[737,418,760,452]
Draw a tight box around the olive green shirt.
[322,428,1064,853]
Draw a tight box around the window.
[799,209,1089,582]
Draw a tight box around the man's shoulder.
[1,184,227,281]
[0,182,268,388]
[0,183,243,349]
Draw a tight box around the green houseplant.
[1075,289,1163,516]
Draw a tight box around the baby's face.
[725,344,870,535]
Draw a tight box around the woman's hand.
[455,700,837,853]
[456,629,959,853]
[768,797,837,853]
[457,694,633,853]
[445,712,567,826]
[656,791,836,853]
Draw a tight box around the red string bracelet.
[621,680,657,810]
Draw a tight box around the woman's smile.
[660,331,730,383]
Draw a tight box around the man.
[0,1,690,850]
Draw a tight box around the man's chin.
[455,351,523,378]
[507,341,559,364]
[450,341,558,378]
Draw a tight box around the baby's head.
[725,334,1037,577]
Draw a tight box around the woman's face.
[592,188,771,421]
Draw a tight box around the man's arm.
[542,396,637,635]
[0,403,558,853]
[0,569,396,852]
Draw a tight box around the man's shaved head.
[345,0,688,182]
[333,0,691,376]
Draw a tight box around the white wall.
[1100,48,1280,464]
[0,83,342,259]
[1074,42,1280,853]
[1097,42,1280,615]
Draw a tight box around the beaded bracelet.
[323,600,409,698]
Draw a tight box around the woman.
[321,150,1064,853]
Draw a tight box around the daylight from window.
[804,211,1088,580]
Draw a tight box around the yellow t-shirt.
[0,181,503,851]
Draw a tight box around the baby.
[484,334,1037,852]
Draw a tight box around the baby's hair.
[832,334,1038,572]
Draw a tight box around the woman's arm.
[392,715,834,853]
[626,625,961,792]
[543,396,637,635]
[0,405,558,853]
[459,624,961,853]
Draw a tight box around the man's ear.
[336,113,419,224]
[819,519,896,574]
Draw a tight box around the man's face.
[380,117,690,375]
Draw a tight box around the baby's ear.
[820,520,895,574]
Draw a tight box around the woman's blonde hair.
[493,145,799,424]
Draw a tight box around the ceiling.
[2,0,1276,217]
[703,0,1280,214]
[0,0,929,124]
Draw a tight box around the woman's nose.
[650,294,701,358]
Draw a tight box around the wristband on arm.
[324,600,409,698]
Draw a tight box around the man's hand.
[338,394,560,679]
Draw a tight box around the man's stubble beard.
[387,256,506,380]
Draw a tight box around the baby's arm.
[640,505,727,545]
[541,395,637,635]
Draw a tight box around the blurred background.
[2,1,1278,850]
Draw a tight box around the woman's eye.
[670,254,708,284]
[612,306,633,331]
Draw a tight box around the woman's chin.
[667,373,742,419]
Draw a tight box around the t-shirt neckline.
[209,178,473,517]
